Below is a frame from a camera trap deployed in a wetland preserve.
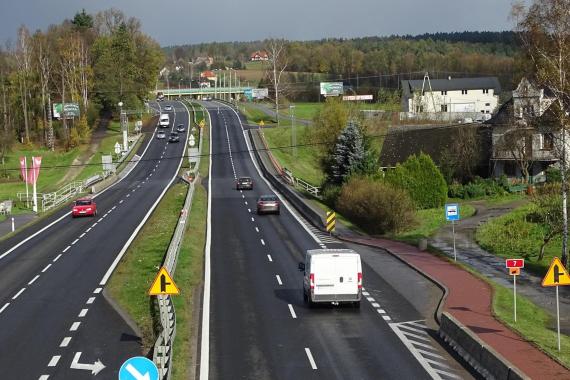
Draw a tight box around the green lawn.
[0,145,82,201]
[394,202,476,245]
[476,204,558,275]
[76,121,123,182]
[107,182,188,351]
[261,125,324,185]
[277,102,400,121]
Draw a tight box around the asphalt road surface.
[0,101,189,379]
[203,101,474,380]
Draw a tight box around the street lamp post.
[290,104,297,157]
[118,101,128,152]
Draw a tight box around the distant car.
[169,132,180,143]
[72,198,97,218]
[164,105,173,111]
[257,195,280,215]
[236,177,253,190]
[156,130,166,139]
[176,124,186,133]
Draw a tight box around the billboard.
[320,82,344,96]
[343,95,374,101]
[252,88,269,100]
[52,103,80,119]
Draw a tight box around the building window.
[461,90,468,95]
[441,105,448,112]
[542,133,554,150]
[483,89,490,94]
[441,91,447,96]
[485,103,491,106]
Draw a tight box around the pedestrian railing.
[41,181,85,212]
[294,177,321,198]
[153,102,204,379]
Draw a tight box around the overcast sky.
[1,0,519,46]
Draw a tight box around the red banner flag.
[19,157,28,183]
[27,156,42,185]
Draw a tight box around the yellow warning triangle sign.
[148,267,180,295]
[542,257,570,287]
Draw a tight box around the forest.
[0,9,163,154]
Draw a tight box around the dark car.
[257,195,280,215]
[168,132,180,143]
[176,124,186,133]
[236,176,253,190]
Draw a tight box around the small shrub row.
[448,176,509,199]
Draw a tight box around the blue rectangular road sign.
[445,203,460,221]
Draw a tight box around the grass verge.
[106,183,188,351]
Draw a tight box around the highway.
[202,101,474,380]
[0,101,189,379]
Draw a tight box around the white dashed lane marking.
[260,239,265,246]
[305,348,318,370]
[70,322,81,331]
[94,288,102,294]
[12,288,26,300]
[47,355,60,367]
[87,297,95,304]
[288,304,297,319]
[71,239,79,245]
[53,254,62,262]
[28,275,40,285]
[60,337,71,348]
[267,254,273,262]
[41,264,51,273]
[62,246,71,253]
[0,303,9,314]
[79,233,86,238]
[276,275,282,285]
[78,309,88,318]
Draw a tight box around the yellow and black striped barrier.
[326,211,336,233]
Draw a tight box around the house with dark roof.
[490,78,559,182]
[401,76,501,116]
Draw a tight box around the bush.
[449,177,509,199]
[546,167,562,183]
[321,184,341,208]
[384,153,447,209]
[336,177,416,234]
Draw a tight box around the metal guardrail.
[153,102,204,379]
[294,177,321,198]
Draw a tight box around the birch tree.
[265,39,288,126]
[513,0,570,265]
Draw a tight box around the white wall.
[408,89,499,114]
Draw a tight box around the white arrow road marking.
[126,363,151,380]
[70,352,105,376]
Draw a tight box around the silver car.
[156,130,166,139]
[257,195,280,215]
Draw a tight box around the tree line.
[0,8,163,156]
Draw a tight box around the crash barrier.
[153,102,204,379]
[439,312,528,380]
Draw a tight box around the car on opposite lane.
[236,177,253,190]
[257,195,280,214]
[169,132,180,143]
[72,197,97,217]
[164,105,173,111]
[176,124,186,133]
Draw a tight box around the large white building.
[401,77,501,115]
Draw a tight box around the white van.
[159,113,170,127]
[299,249,362,307]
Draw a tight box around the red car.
[72,198,97,217]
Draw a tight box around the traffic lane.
[0,107,187,378]
[0,163,177,378]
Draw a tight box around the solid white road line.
[70,322,80,331]
[48,356,61,367]
[60,337,71,347]
[53,254,62,262]
[276,275,282,285]
[0,303,9,314]
[41,264,51,273]
[288,304,297,319]
[199,101,212,380]
[86,297,95,304]
[304,348,318,370]
[267,254,273,262]
[78,309,88,318]
[28,275,40,285]
[12,288,26,300]
[62,246,71,253]
[99,101,190,286]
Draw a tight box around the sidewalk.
[339,233,569,379]
[431,200,570,332]
[0,213,37,238]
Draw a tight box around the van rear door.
[334,255,359,296]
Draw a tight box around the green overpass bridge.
[154,87,249,99]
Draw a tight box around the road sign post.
[542,257,570,351]
[506,259,524,323]
[149,267,180,296]
[445,204,460,261]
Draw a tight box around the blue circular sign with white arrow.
[119,356,159,380]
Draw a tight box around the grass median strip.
[107,183,187,351]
